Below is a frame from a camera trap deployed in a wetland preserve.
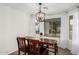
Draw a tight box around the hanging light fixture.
[36,3,45,22]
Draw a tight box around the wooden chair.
[42,39,58,55]
[28,39,40,55]
[28,39,49,55]
[48,43,58,55]
[17,37,29,55]
[39,45,49,55]
[40,39,49,55]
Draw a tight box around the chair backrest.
[29,39,39,48]
[17,37,26,49]
[29,39,40,54]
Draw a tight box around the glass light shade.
[36,11,45,22]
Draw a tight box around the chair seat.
[19,45,29,52]
[40,46,48,54]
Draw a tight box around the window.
[69,15,73,40]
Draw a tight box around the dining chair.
[28,39,40,55]
[17,37,29,55]
[47,41,58,55]
[40,38,49,54]
[40,38,58,55]
[28,39,49,55]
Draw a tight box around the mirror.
[44,18,61,37]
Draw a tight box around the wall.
[78,8,79,54]
[59,13,68,48]
[71,8,79,54]
[44,21,50,35]
[0,4,30,54]
[29,14,36,37]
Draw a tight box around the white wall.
[29,14,36,36]
[0,4,31,54]
[78,8,79,54]
[71,8,79,54]
[59,13,69,48]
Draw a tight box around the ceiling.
[24,3,77,15]
[6,3,78,15]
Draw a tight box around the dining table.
[25,36,58,55]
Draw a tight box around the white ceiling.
[23,3,77,15]
[6,3,78,15]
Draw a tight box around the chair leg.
[24,50,26,55]
[54,43,58,55]
[24,52,26,55]
[56,46,58,54]
[28,51,30,55]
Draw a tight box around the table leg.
[54,43,58,55]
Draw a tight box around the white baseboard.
[8,50,17,55]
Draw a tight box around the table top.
[25,36,57,45]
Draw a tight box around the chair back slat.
[17,37,26,49]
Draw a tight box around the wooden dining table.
[25,36,58,55]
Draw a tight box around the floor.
[49,48,72,55]
[9,47,72,55]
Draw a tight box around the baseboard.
[8,50,18,55]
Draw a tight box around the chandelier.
[36,3,45,22]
